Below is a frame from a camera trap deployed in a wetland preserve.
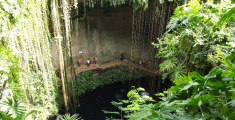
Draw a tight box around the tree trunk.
[51,0,68,113]
[56,41,68,113]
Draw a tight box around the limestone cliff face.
[51,3,175,69]
[71,5,134,65]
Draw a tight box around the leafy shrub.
[106,53,235,120]
[154,0,235,81]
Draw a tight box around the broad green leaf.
[157,105,175,119]
[177,98,190,105]
[209,67,221,75]
[222,76,233,81]
[217,7,235,27]
[204,74,216,79]
[226,52,235,61]
[161,112,174,119]
[220,105,230,117]
[127,90,135,97]
[175,113,196,120]
[228,99,235,107]
[180,81,198,91]
[125,111,152,120]
[222,71,235,78]
[149,110,159,118]
[198,100,202,106]
[189,72,205,82]
[224,61,235,72]
[209,109,224,120]
[187,94,213,107]
[152,103,161,110]
[228,110,235,120]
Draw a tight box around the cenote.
[77,76,171,120]
[2,0,234,119]
[57,65,172,120]
[78,82,129,120]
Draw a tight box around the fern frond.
[158,58,177,72]
[174,74,192,85]
[166,17,180,32]
[61,113,81,120]
[169,65,187,82]
[161,63,187,82]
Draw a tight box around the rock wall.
[70,5,153,66]
[51,2,176,69]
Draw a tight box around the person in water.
[120,54,124,62]
[87,59,90,67]
[79,58,82,67]
[95,56,98,64]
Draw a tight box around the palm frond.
[2,98,26,115]
[0,111,12,120]
[61,113,81,120]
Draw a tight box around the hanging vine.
[0,0,58,119]
[0,0,181,118]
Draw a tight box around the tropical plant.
[61,113,81,120]
[0,97,35,120]
[106,53,235,120]
[216,7,235,27]
[0,46,27,119]
[1,0,59,118]
[103,87,155,119]
[154,0,235,82]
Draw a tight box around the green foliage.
[103,86,154,119]
[73,66,145,96]
[216,7,235,27]
[106,53,235,120]
[1,0,59,116]
[61,113,81,120]
[87,0,149,11]
[0,46,22,98]
[1,98,26,116]
[0,97,35,120]
[154,0,235,81]
[0,46,46,120]
[0,111,12,120]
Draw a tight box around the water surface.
[78,82,129,120]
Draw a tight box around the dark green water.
[78,82,129,120]
[77,77,171,120]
